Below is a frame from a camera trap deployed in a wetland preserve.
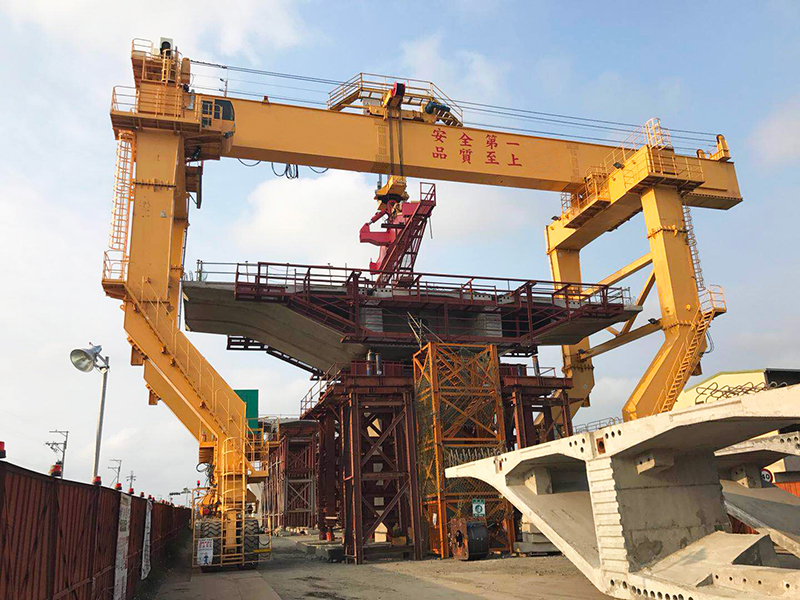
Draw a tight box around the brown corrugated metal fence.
[0,461,190,600]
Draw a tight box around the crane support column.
[143,361,205,441]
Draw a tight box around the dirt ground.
[150,534,607,600]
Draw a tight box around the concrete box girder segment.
[446,385,800,599]
[183,281,366,373]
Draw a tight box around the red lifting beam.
[360,182,436,287]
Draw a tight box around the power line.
[191,84,327,107]
[456,105,716,144]
[190,59,343,86]
[461,120,704,153]
[454,99,719,137]
[192,72,329,95]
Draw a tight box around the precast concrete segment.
[446,385,800,599]
[722,480,800,558]
[717,430,800,469]
[183,280,641,372]
[715,431,800,558]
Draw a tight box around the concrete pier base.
[446,386,800,599]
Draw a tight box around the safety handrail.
[111,86,138,113]
[299,360,412,415]
[573,416,623,433]
[328,72,463,124]
[498,364,560,379]
[560,118,705,221]
[194,260,632,308]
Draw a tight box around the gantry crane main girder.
[103,39,741,563]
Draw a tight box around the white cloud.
[104,427,139,450]
[399,33,508,102]
[422,180,542,243]
[2,0,306,61]
[234,170,377,266]
[751,95,800,167]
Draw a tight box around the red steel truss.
[226,335,323,377]
[316,408,341,538]
[234,262,631,353]
[298,352,578,562]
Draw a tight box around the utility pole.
[108,459,122,486]
[45,430,69,477]
[126,470,137,492]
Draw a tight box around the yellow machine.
[103,39,741,564]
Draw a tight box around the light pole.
[70,344,110,482]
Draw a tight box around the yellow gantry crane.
[103,38,741,564]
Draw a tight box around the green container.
[234,389,259,432]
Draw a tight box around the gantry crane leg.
[621,186,703,420]
[550,183,718,422]
[548,248,595,421]
[112,129,252,567]
[126,131,186,309]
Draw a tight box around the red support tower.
[301,360,422,564]
[316,408,341,539]
[499,362,574,450]
[263,419,318,530]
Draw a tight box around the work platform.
[446,385,800,599]
[182,261,639,373]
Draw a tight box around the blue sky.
[1,1,798,498]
